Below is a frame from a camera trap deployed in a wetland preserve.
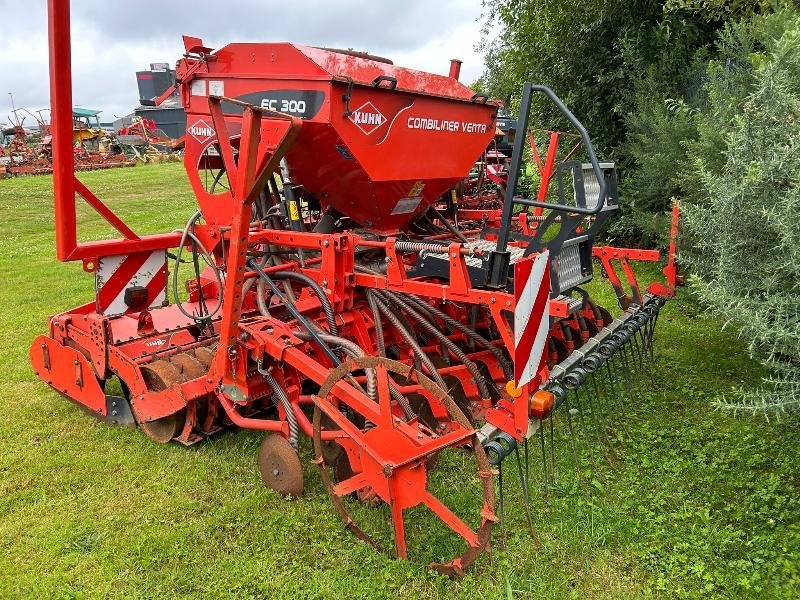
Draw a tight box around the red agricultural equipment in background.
[31,0,681,574]
[1,105,134,177]
[117,116,185,158]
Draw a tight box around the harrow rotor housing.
[31,0,682,574]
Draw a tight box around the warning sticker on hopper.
[408,181,425,198]
[391,197,423,215]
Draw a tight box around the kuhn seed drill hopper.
[32,0,680,574]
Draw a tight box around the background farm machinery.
[1,106,134,177]
[116,116,185,161]
[31,0,680,574]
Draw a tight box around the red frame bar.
[48,0,185,263]
[48,0,76,261]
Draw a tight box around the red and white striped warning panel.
[95,251,167,317]
[486,163,505,186]
[514,250,551,388]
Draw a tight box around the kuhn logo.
[188,119,215,144]
[144,338,167,348]
[349,102,386,135]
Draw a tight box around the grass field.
[0,163,798,599]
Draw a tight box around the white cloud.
[0,0,488,124]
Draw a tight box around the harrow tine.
[601,362,631,442]
[595,366,621,434]
[609,361,628,414]
[566,390,606,484]
[523,436,530,495]
[629,327,653,386]
[497,461,505,528]
[639,325,654,366]
[563,398,591,495]
[628,325,645,367]
[573,381,609,467]
[549,412,556,486]
[637,327,658,387]
[547,412,557,485]
[587,370,621,461]
[646,302,662,359]
[616,343,637,405]
[537,421,550,498]
[632,313,657,377]
[644,314,656,358]
[574,386,612,474]
[514,444,540,545]
[624,329,644,374]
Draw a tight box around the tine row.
[487,294,667,531]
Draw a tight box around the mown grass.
[0,163,798,599]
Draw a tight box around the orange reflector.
[505,380,523,398]
[529,390,554,420]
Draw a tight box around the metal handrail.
[487,83,607,286]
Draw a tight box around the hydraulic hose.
[366,291,387,357]
[378,290,491,399]
[247,259,340,366]
[406,294,513,379]
[255,277,272,317]
[173,211,224,323]
[297,330,376,400]
[271,270,337,336]
[296,329,416,421]
[430,207,469,243]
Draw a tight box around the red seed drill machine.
[31,0,680,574]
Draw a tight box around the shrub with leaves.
[683,10,800,413]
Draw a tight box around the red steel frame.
[48,0,181,265]
[42,0,544,443]
[37,0,681,572]
[44,0,680,434]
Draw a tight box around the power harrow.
[31,0,681,575]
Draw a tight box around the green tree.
[683,10,800,413]
[478,0,670,155]
[479,0,773,244]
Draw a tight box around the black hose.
[378,290,491,399]
[173,211,224,323]
[272,270,337,336]
[430,207,469,243]
[368,291,448,390]
[406,294,513,379]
